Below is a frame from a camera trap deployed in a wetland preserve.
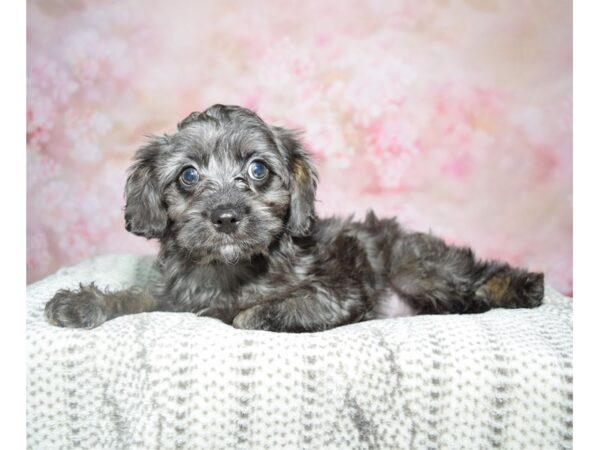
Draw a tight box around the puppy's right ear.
[124,137,169,239]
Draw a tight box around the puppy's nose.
[211,207,242,234]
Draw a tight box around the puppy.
[45,104,544,332]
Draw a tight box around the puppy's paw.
[195,305,237,324]
[476,271,545,310]
[233,305,276,331]
[518,272,545,308]
[45,284,108,329]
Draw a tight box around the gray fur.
[45,104,544,332]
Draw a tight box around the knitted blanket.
[26,255,573,450]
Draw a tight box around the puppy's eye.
[248,161,269,181]
[180,167,200,186]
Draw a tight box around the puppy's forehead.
[173,120,277,164]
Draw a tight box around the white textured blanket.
[27,255,572,450]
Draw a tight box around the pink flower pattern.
[27,0,572,296]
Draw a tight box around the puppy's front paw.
[233,305,276,331]
[195,305,237,324]
[45,284,108,329]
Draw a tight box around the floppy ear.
[271,127,318,237]
[124,137,169,239]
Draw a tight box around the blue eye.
[180,167,199,185]
[248,161,268,181]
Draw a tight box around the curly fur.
[45,104,544,332]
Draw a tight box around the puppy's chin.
[218,244,244,265]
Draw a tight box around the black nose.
[211,207,242,234]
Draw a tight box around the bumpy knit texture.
[27,255,573,450]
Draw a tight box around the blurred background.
[26,0,572,295]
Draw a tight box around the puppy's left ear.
[271,127,318,237]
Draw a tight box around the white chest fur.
[378,290,418,318]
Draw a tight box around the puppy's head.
[124,104,317,264]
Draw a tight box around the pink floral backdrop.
[26,0,572,295]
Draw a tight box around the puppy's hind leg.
[387,231,545,315]
[45,283,162,329]
[472,265,545,311]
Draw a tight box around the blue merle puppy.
[45,104,544,332]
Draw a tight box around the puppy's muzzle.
[211,206,243,234]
